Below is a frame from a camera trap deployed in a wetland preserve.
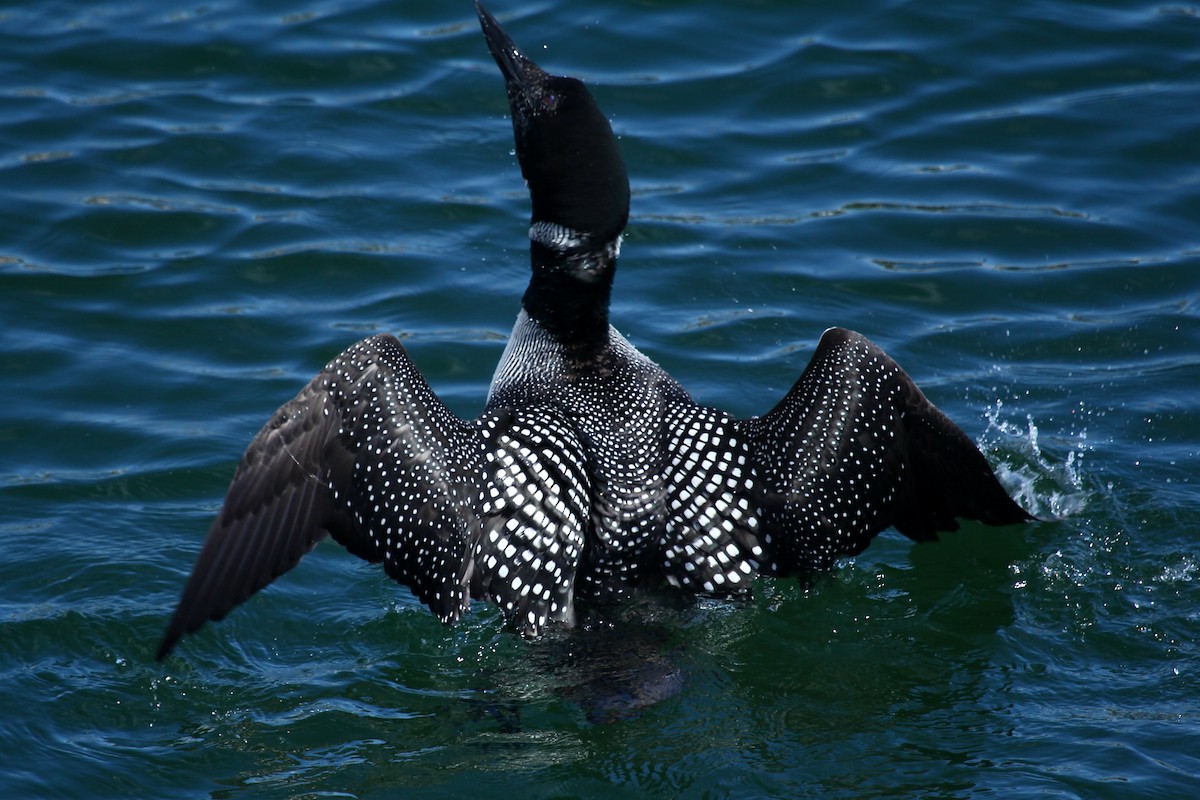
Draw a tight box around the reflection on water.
[474,599,690,726]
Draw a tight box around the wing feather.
[157,334,491,659]
[737,327,1032,575]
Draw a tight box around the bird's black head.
[476,1,630,258]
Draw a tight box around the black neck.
[521,240,616,358]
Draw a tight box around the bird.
[155,0,1033,661]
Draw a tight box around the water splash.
[1156,555,1198,585]
[980,399,1091,520]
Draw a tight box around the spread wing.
[736,326,1033,575]
[157,334,494,660]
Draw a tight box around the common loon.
[156,1,1032,660]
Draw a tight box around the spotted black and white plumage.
[473,404,590,633]
[156,2,1032,660]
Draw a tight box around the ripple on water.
[1,0,1199,798]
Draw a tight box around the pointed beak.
[475,1,548,95]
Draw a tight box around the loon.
[156,1,1032,660]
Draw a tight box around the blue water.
[2,0,1198,797]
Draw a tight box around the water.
[2,0,1198,797]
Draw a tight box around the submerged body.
[157,2,1031,660]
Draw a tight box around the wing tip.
[155,632,178,662]
[155,608,191,661]
[988,496,1040,526]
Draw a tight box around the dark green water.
[2,0,1198,797]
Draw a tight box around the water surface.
[2,0,1198,797]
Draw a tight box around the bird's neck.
[521,237,618,359]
